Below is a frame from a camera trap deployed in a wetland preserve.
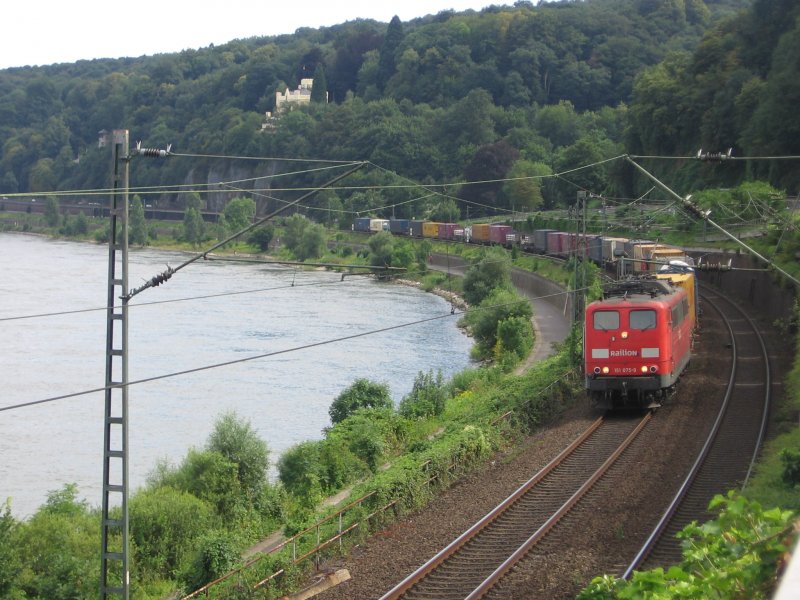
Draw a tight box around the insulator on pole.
[134,140,172,158]
[695,147,733,162]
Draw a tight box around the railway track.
[378,286,774,599]
[379,414,651,600]
[623,285,772,574]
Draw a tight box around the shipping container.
[649,245,694,268]
[488,224,512,245]
[587,235,603,264]
[547,231,570,257]
[533,229,556,253]
[354,217,371,232]
[631,242,657,272]
[422,221,441,238]
[601,237,628,265]
[369,219,390,232]
[437,222,458,240]
[389,218,411,235]
[410,220,426,237]
[471,223,491,243]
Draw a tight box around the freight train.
[352,217,696,272]
[353,216,698,410]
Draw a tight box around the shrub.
[780,448,800,487]
[399,370,448,418]
[277,441,323,503]
[495,315,534,361]
[462,287,533,359]
[181,530,241,592]
[12,485,99,599]
[329,378,393,425]
[577,492,796,600]
[462,248,511,305]
[130,486,216,579]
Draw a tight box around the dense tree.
[310,64,328,104]
[282,213,327,260]
[130,195,148,245]
[461,247,512,306]
[183,206,205,246]
[222,196,256,232]
[502,159,550,213]
[459,140,520,216]
[0,0,769,202]
[44,196,60,228]
[247,223,275,251]
[207,411,270,498]
[377,16,404,92]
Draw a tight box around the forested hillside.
[3,0,791,223]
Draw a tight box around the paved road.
[428,253,572,363]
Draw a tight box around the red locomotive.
[584,275,694,409]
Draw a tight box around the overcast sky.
[0,1,511,70]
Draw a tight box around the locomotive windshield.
[630,309,657,330]
[593,310,619,330]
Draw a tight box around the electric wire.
[125,162,367,300]
[0,287,580,414]
[0,275,366,323]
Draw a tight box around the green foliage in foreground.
[577,493,796,600]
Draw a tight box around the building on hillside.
[274,78,327,113]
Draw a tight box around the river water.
[0,233,472,518]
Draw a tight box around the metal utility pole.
[101,129,130,599]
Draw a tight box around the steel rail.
[622,285,771,577]
[381,414,653,600]
[378,417,604,600]
[465,412,652,600]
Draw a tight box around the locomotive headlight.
[621,331,628,339]
[641,365,648,373]
[602,366,610,374]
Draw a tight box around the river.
[0,233,473,518]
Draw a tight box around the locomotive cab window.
[630,309,657,330]
[593,310,619,330]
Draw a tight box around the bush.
[163,449,243,520]
[780,448,800,487]
[130,486,216,579]
[462,287,533,359]
[12,485,99,599]
[495,315,534,361]
[399,370,448,419]
[181,530,241,592]
[577,492,796,600]
[277,441,323,503]
[329,378,393,425]
[248,224,275,251]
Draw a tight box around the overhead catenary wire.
[0,270,375,323]
[0,287,580,414]
[125,161,368,300]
